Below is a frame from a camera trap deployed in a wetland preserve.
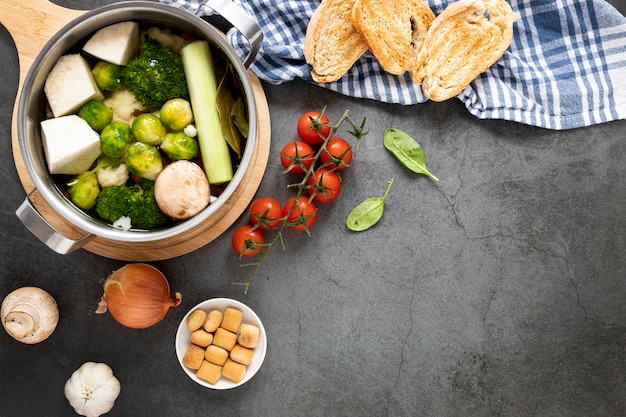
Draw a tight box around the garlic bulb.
[1,287,59,344]
[65,362,121,417]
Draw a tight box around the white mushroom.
[154,160,211,220]
[1,287,59,344]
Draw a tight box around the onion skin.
[102,263,182,329]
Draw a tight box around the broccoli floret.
[122,37,189,108]
[95,180,169,230]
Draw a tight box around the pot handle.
[16,192,96,255]
[196,0,263,69]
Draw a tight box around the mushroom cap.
[154,160,211,220]
[1,287,59,344]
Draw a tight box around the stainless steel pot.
[15,0,263,254]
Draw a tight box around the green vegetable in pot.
[69,171,100,210]
[216,66,243,158]
[92,61,123,91]
[160,98,193,131]
[123,37,189,108]
[124,141,163,181]
[100,121,132,158]
[383,128,439,181]
[95,181,169,230]
[180,40,232,184]
[160,132,199,161]
[131,113,167,146]
[78,100,113,132]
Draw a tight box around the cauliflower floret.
[141,27,188,54]
[96,163,130,187]
[183,124,198,138]
[112,216,132,230]
[103,88,147,125]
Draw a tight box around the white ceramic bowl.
[175,298,267,389]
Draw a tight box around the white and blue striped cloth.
[161,0,626,130]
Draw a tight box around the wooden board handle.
[0,0,84,83]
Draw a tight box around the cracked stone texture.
[1,1,626,416]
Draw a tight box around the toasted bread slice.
[413,0,518,101]
[304,0,369,83]
[351,0,435,74]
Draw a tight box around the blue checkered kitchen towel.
[160,0,626,130]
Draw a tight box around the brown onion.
[97,263,182,329]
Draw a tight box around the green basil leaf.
[383,128,439,181]
[346,178,394,231]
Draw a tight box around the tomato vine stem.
[233,108,368,294]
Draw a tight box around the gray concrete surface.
[1,1,626,416]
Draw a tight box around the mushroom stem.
[4,304,40,339]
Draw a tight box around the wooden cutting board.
[1,0,271,261]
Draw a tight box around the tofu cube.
[82,21,139,66]
[41,115,101,175]
[44,54,103,117]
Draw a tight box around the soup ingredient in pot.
[95,180,169,230]
[160,98,194,131]
[44,54,104,118]
[131,113,167,146]
[96,263,182,329]
[1,287,59,344]
[154,160,210,220]
[99,120,132,158]
[69,171,100,210]
[82,21,139,66]
[95,163,129,188]
[64,362,121,417]
[180,40,233,185]
[103,88,147,125]
[160,132,199,161]
[91,61,123,92]
[141,26,187,54]
[40,115,101,175]
[123,37,189,108]
[346,178,394,232]
[383,127,439,181]
[78,100,113,132]
[124,141,164,180]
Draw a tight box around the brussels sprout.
[160,132,199,161]
[124,142,163,180]
[92,61,123,91]
[100,121,132,158]
[131,113,167,146]
[78,100,113,131]
[69,172,100,210]
[160,98,193,131]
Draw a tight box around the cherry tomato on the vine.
[306,168,341,203]
[280,141,315,174]
[297,111,331,145]
[249,196,283,230]
[320,136,353,171]
[283,195,317,231]
[231,224,265,257]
